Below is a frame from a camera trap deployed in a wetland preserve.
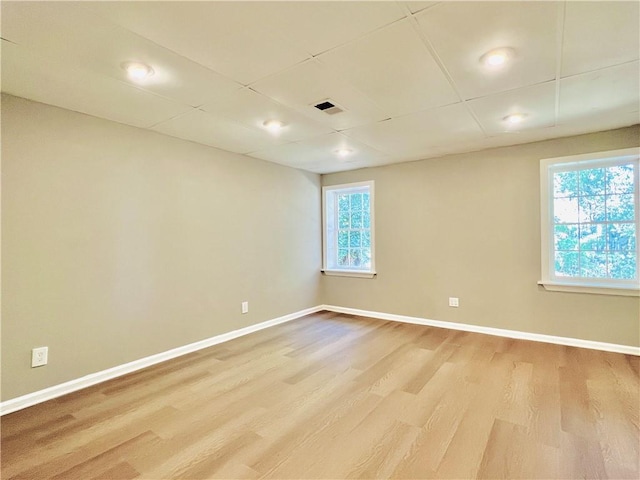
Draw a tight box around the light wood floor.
[2,312,639,479]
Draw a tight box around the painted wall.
[321,126,640,348]
[1,95,322,401]
[3,93,638,403]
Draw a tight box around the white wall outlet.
[241,301,249,314]
[31,347,48,367]
[448,297,459,308]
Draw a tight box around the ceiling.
[1,1,638,174]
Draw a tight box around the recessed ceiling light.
[335,148,353,158]
[480,48,514,68]
[263,119,285,133]
[122,62,154,81]
[504,113,527,124]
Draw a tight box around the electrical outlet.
[32,347,48,367]
[241,301,249,314]
[448,297,459,308]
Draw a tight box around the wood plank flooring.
[2,311,639,479]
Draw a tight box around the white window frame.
[322,181,376,278]
[539,147,640,296]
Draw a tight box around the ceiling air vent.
[313,99,345,115]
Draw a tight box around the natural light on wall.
[539,147,640,296]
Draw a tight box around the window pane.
[338,194,349,211]
[579,168,606,195]
[606,194,635,221]
[338,249,349,267]
[543,152,638,289]
[349,231,361,247]
[338,231,348,248]
[555,251,579,277]
[608,252,637,280]
[578,195,606,222]
[324,182,374,274]
[351,210,362,228]
[363,193,370,210]
[554,171,578,197]
[350,193,362,211]
[554,197,579,223]
[554,224,579,250]
[339,211,349,228]
[579,224,606,251]
[580,251,608,278]
[607,223,636,251]
[349,249,361,267]
[362,248,371,268]
[362,231,371,247]
[606,164,634,194]
[362,210,371,228]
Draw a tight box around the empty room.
[1,1,639,479]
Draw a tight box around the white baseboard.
[320,304,640,356]
[3,303,637,416]
[0,306,323,416]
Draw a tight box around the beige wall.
[321,126,640,347]
[2,94,638,403]
[1,95,321,400]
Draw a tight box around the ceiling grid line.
[308,15,409,60]
[2,1,637,174]
[559,58,640,81]
[554,1,567,127]
[73,2,246,94]
[400,3,489,138]
[145,107,202,130]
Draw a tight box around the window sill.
[322,269,376,279]
[537,280,640,297]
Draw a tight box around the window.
[539,147,640,296]
[322,181,375,278]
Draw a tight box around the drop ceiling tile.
[397,129,560,160]
[200,88,334,143]
[369,148,445,165]
[2,0,637,175]
[83,1,311,85]
[467,82,556,136]
[251,59,389,130]
[442,108,640,156]
[317,19,458,117]
[404,2,439,14]
[248,142,311,168]
[151,109,280,155]
[562,1,640,77]
[415,1,557,99]
[1,41,191,129]
[342,103,485,155]
[559,62,640,124]
[457,109,640,154]
[249,132,388,173]
[436,130,553,156]
[555,109,640,137]
[1,2,244,108]
[242,1,405,56]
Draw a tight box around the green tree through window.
[541,148,639,295]
[323,181,375,277]
[336,192,371,269]
[553,163,636,280]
